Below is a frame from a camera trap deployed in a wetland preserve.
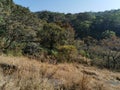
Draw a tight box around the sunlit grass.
[0,55,120,90]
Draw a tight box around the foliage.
[36,10,120,39]
[22,43,40,56]
[79,50,89,57]
[57,45,78,62]
[37,23,65,50]
[101,30,116,39]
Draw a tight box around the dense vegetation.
[36,10,120,39]
[0,0,120,71]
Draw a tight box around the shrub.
[79,50,90,58]
[101,30,116,39]
[57,45,78,62]
[22,43,40,57]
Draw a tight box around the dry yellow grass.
[0,55,120,90]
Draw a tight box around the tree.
[101,30,116,39]
[55,22,75,45]
[0,1,43,54]
[38,23,65,50]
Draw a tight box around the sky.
[13,0,120,13]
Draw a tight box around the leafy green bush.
[57,45,78,62]
[79,50,89,57]
[101,30,116,39]
[22,43,40,56]
[5,49,22,56]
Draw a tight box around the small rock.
[116,77,120,81]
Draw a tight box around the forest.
[0,0,120,72]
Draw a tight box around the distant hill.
[35,9,120,39]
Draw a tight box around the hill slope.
[0,1,120,90]
[0,55,120,90]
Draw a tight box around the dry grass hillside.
[0,55,120,90]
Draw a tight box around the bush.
[22,43,40,57]
[101,30,116,39]
[57,45,78,62]
[79,50,90,58]
[5,49,22,56]
[2,42,23,56]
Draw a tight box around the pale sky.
[13,0,120,13]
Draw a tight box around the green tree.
[101,30,116,39]
[38,23,65,50]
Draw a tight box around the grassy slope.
[0,55,120,90]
